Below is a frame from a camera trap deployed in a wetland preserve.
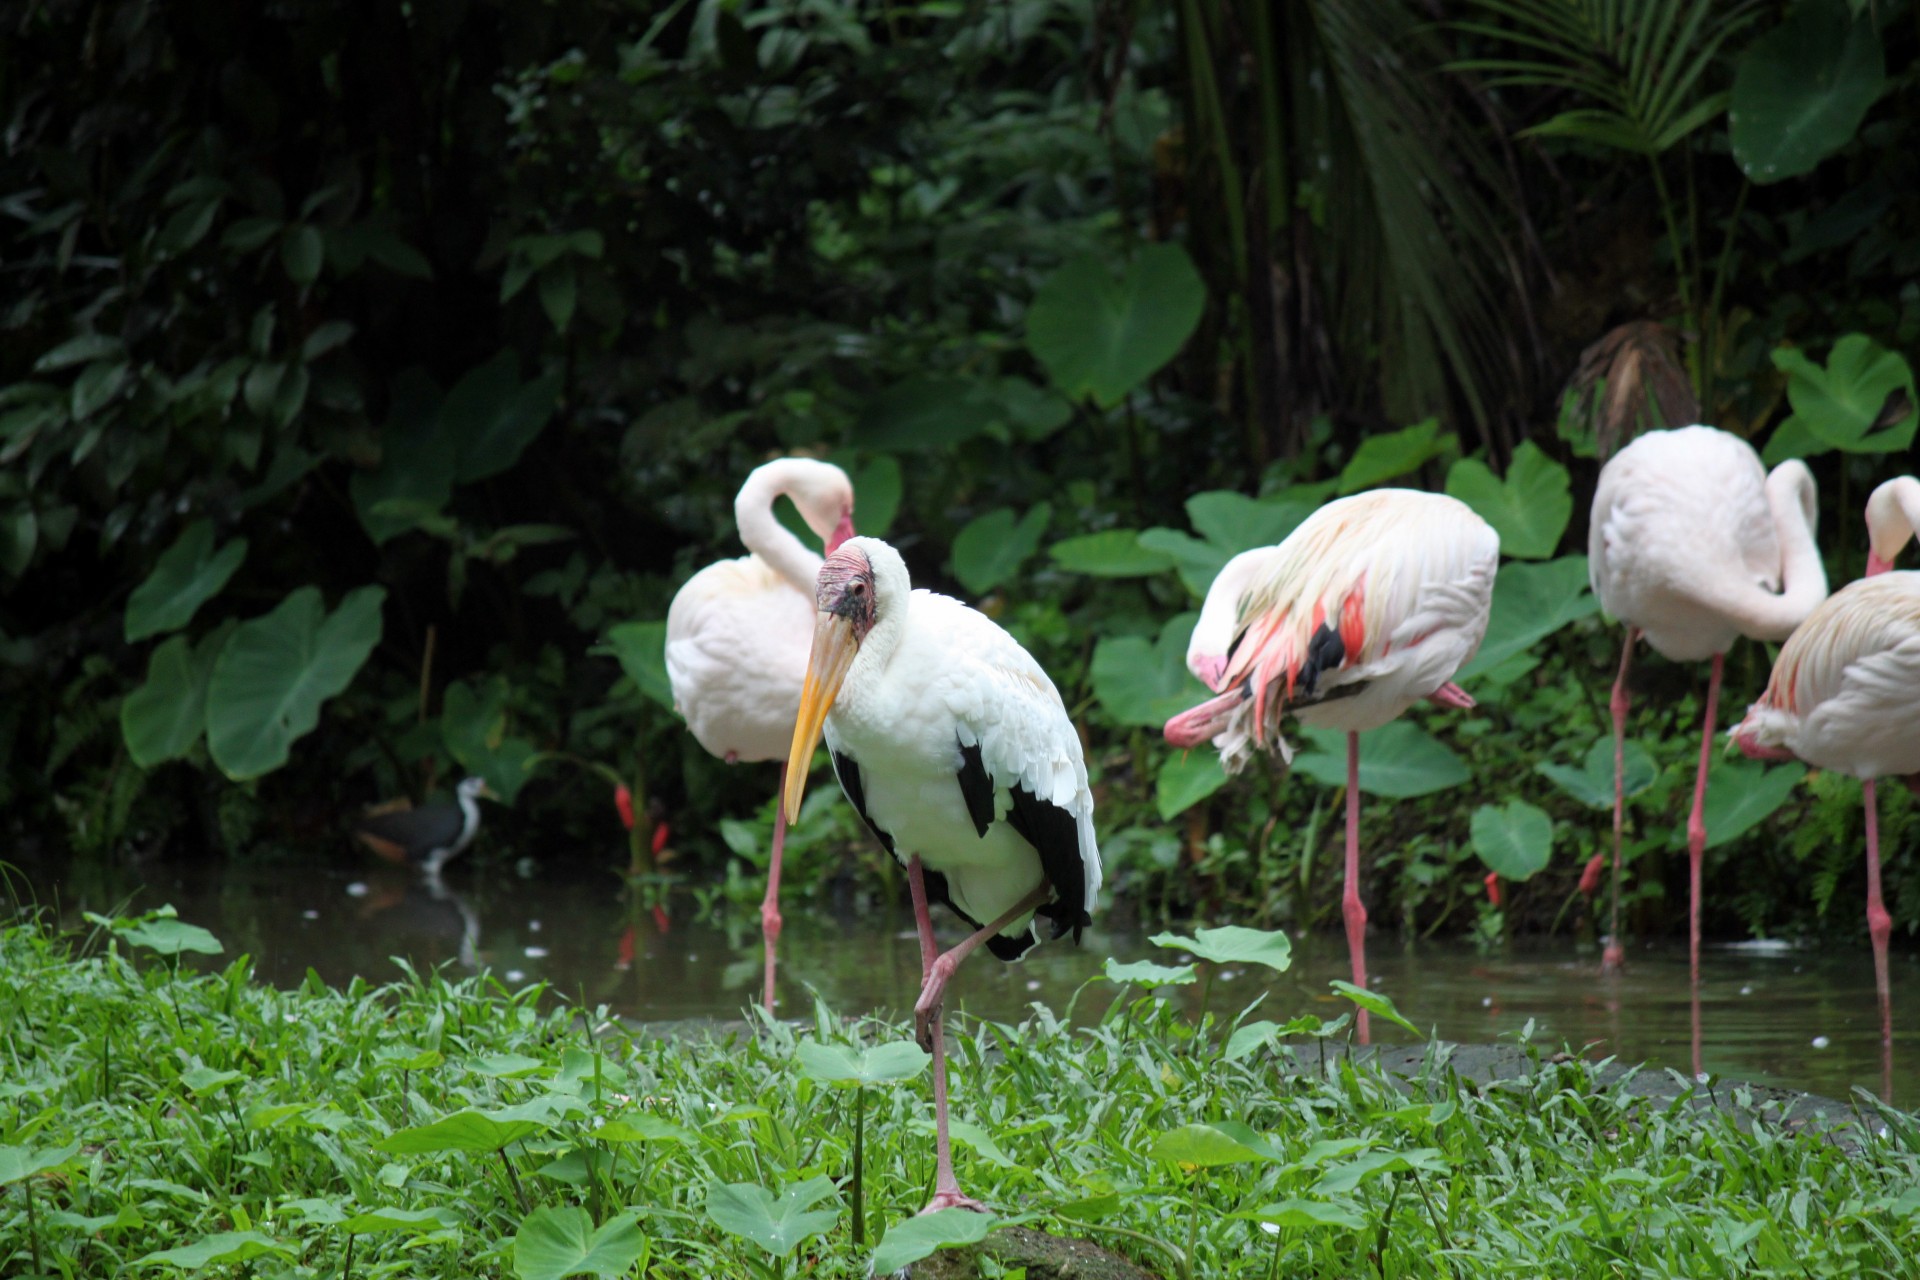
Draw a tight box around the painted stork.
[782,536,1100,1213]
[352,776,494,877]
[1588,426,1827,982]
[1165,489,1499,1041]
[1733,475,1920,1074]
[665,457,855,1009]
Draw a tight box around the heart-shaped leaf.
[116,911,224,958]
[1328,981,1420,1036]
[1150,925,1293,974]
[0,1141,81,1185]
[1049,529,1172,577]
[951,503,1052,596]
[512,1207,646,1280]
[703,1177,839,1257]
[1537,737,1658,809]
[795,1038,930,1087]
[854,376,1000,452]
[1730,2,1885,184]
[1294,723,1469,799]
[1157,748,1228,819]
[441,676,539,804]
[376,1102,556,1154]
[350,369,458,545]
[1026,244,1206,407]
[870,1208,998,1272]
[1443,441,1571,559]
[341,1206,461,1235]
[1337,419,1454,495]
[593,1113,695,1145]
[1315,1148,1449,1194]
[446,351,562,482]
[1185,491,1315,555]
[125,521,249,642]
[1151,1123,1268,1169]
[136,1231,295,1269]
[1138,527,1231,597]
[1694,759,1806,851]
[1231,1199,1367,1230]
[600,620,674,712]
[1090,613,1206,727]
[1104,957,1199,987]
[205,585,385,780]
[1456,556,1600,680]
[121,623,233,768]
[1767,335,1917,458]
[1470,801,1553,880]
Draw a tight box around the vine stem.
[499,1149,530,1214]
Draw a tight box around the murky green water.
[14,853,1915,1105]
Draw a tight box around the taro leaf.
[351,369,456,544]
[441,676,538,804]
[703,1176,840,1258]
[1157,748,1228,819]
[117,912,223,957]
[1768,335,1917,457]
[1185,491,1315,555]
[1089,613,1206,727]
[445,351,563,482]
[121,623,232,768]
[1328,981,1421,1037]
[1443,442,1571,559]
[339,1206,459,1235]
[600,621,674,711]
[1315,1148,1449,1194]
[1696,759,1806,851]
[1337,419,1452,494]
[0,1141,81,1185]
[1104,957,1199,987]
[854,376,1000,452]
[1231,1199,1366,1230]
[375,1104,554,1154]
[1470,801,1554,880]
[1537,737,1658,810]
[982,376,1072,441]
[512,1206,646,1280]
[1150,1123,1267,1169]
[1294,723,1469,799]
[849,453,902,538]
[125,520,249,641]
[281,224,324,287]
[471,1053,547,1078]
[1149,925,1293,974]
[870,1208,998,1273]
[951,503,1051,596]
[795,1038,930,1087]
[1730,2,1885,184]
[136,1231,295,1269]
[181,1066,243,1093]
[1224,1020,1283,1062]
[205,586,385,780]
[1025,245,1206,407]
[1049,529,1173,577]
[593,1113,695,1145]
[1456,556,1599,680]
[1138,527,1231,597]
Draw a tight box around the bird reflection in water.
[349,866,482,971]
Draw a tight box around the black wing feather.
[1003,784,1090,944]
[830,749,896,856]
[955,740,995,838]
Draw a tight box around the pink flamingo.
[665,458,854,1010]
[1165,489,1500,1041]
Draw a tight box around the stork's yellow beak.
[784,611,859,823]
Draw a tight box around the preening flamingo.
[1588,426,1827,981]
[1733,475,1920,1071]
[665,458,855,1009]
[782,536,1099,1213]
[1165,489,1499,1041]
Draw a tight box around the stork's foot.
[921,1189,991,1215]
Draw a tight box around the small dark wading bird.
[351,776,494,877]
[783,536,1100,1214]
[1164,490,1498,1042]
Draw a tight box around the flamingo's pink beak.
[824,509,855,556]
[1193,654,1228,692]
[1164,686,1244,749]
[1731,727,1793,762]
[1867,550,1895,577]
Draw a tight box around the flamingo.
[1588,426,1827,983]
[782,536,1099,1213]
[1164,489,1500,1041]
[665,457,855,1010]
[1732,474,1920,1075]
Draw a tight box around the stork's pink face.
[784,545,877,821]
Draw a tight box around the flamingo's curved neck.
[735,465,825,595]
[1866,476,1920,575]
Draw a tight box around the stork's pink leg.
[1685,653,1724,990]
[1344,731,1370,1044]
[1603,628,1637,973]
[906,856,990,1215]
[1864,779,1893,1059]
[912,884,1051,1052]
[759,765,789,1012]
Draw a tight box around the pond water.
[12,852,1915,1106]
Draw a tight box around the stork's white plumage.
[783,536,1099,1214]
[1165,489,1499,1039]
[664,457,854,1008]
[1733,475,1920,1072]
[1587,426,1827,985]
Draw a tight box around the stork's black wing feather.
[830,749,896,856]
[1003,785,1089,944]
[955,740,995,838]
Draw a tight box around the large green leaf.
[1231,1199,1366,1230]
[1104,957,1198,987]
[1456,556,1599,680]
[445,351,563,482]
[1025,244,1206,407]
[205,585,386,780]
[703,1177,839,1257]
[136,1231,295,1269]
[1730,1,1885,184]
[350,370,457,544]
[1156,748,1228,819]
[1315,1147,1448,1194]
[1443,442,1571,559]
[1294,722,1468,798]
[1537,737,1658,810]
[1150,924,1293,973]
[1470,801,1553,880]
[795,1039,929,1087]
[1766,335,1917,458]
[512,1207,646,1280]
[1049,529,1172,577]
[1185,491,1316,555]
[117,911,223,957]
[951,503,1051,596]
[1138,528,1231,597]
[121,623,232,768]
[441,676,539,804]
[1337,419,1453,494]
[870,1209,998,1273]
[848,453,902,538]
[853,377,1000,452]
[1150,1123,1268,1169]
[376,1102,557,1154]
[0,1141,81,1186]
[1090,613,1206,727]
[601,621,675,712]
[1695,759,1806,851]
[125,521,248,642]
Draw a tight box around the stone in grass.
[904,1226,1161,1280]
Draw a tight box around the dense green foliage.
[3,0,1919,947]
[5,910,1920,1278]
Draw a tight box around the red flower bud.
[614,784,635,831]
[1483,871,1502,908]
[1578,852,1605,898]
[651,820,671,855]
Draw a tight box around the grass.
[2,907,1918,1279]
